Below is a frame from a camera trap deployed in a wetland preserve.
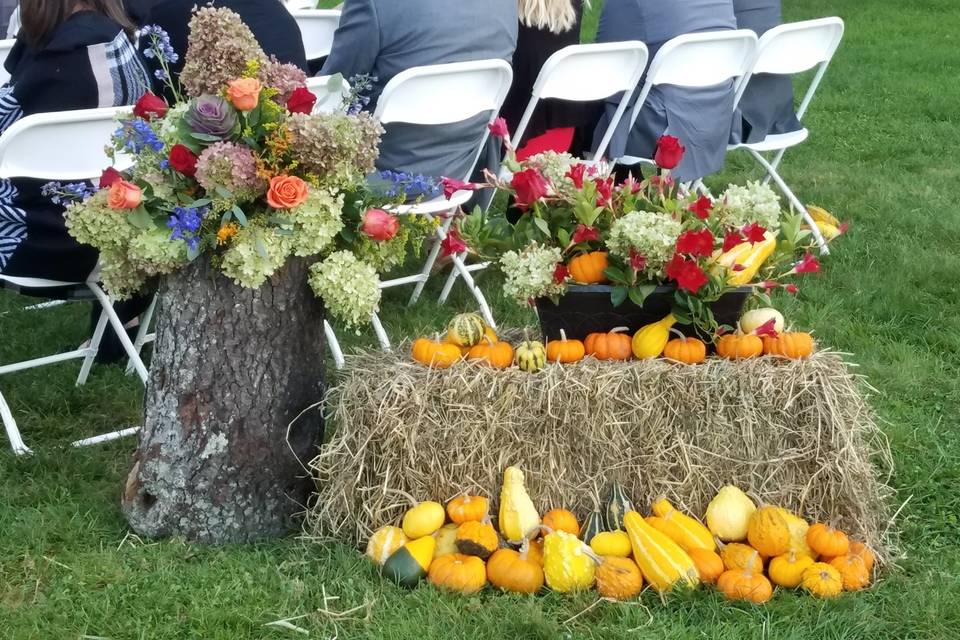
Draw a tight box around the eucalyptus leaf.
[190,132,222,142]
[186,198,211,209]
[187,244,201,261]
[216,186,233,199]
[255,237,269,259]
[231,205,248,227]
[327,73,345,91]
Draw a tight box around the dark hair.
[21,0,136,47]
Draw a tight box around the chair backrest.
[284,0,318,10]
[0,38,16,85]
[0,107,132,181]
[737,17,845,120]
[5,7,18,39]
[512,41,649,158]
[290,9,341,60]
[304,75,352,114]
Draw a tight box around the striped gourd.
[446,313,486,347]
[605,483,633,531]
[624,511,699,591]
[580,510,606,544]
[650,497,716,552]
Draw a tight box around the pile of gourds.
[411,309,814,371]
[366,470,875,602]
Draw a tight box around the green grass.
[3,0,960,636]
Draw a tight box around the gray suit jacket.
[730,0,802,143]
[321,0,517,180]
[593,0,738,181]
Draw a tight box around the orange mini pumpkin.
[721,543,764,573]
[546,329,585,364]
[486,540,544,594]
[412,335,463,368]
[717,568,773,604]
[716,333,763,359]
[542,509,580,537]
[688,548,725,584]
[763,332,814,359]
[456,520,499,559]
[806,524,850,558]
[848,541,876,572]
[594,556,644,600]
[428,553,487,594]
[568,251,609,284]
[466,337,515,369]
[447,494,489,524]
[830,554,871,591]
[585,327,633,361]
[663,329,707,364]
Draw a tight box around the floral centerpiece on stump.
[456,124,844,336]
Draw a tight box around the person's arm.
[319,0,380,78]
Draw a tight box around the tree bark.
[122,257,325,544]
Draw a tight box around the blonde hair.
[518,0,587,35]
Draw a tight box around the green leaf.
[190,132,222,142]
[327,73,344,91]
[231,205,247,227]
[255,237,269,259]
[604,266,626,283]
[221,210,233,224]
[185,198,211,209]
[128,206,154,230]
[556,227,571,248]
[628,286,655,307]
[611,286,628,307]
[187,244,201,261]
[532,217,550,238]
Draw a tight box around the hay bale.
[306,348,897,563]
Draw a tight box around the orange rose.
[267,175,309,209]
[107,180,142,210]
[226,78,262,111]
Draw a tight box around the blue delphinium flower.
[345,74,376,116]
[115,118,165,154]
[167,206,207,250]
[41,181,97,205]
[140,25,179,65]
[375,170,442,200]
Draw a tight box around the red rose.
[168,144,198,177]
[689,195,713,220]
[361,208,400,241]
[488,117,509,139]
[133,92,168,121]
[511,168,549,211]
[99,167,122,188]
[654,135,685,170]
[565,163,586,189]
[665,253,708,293]
[286,87,317,115]
[675,229,715,258]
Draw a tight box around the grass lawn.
[3,0,960,637]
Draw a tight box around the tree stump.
[122,257,325,544]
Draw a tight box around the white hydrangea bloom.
[500,243,566,304]
[308,251,381,329]
[606,210,682,278]
[720,181,783,232]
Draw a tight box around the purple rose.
[185,95,238,139]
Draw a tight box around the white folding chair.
[290,9,341,61]
[0,107,149,455]
[284,0,318,10]
[304,74,351,114]
[615,30,758,178]
[728,17,845,254]
[5,7,18,39]
[0,39,16,86]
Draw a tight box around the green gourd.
[580,510,606,544]
[605,483,634,531]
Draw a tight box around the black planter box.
[535,285,753,341]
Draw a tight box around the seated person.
[592,0,738,182]
[321,0,518,181]
[140,0,308,95]
[730,0,801,143]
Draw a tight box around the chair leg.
[1,389,32,455]
[86,283,150,383]
[437,251,467,305]
[746,149,830,255]
[370,313,392,352]
[71,426,140,449]
[407,214,445,307]
[125,295,158,375]
[323,320,345,370]
[76,306,110,386]
[449,254,496,329]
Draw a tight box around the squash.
[498,466,541,542]
[650,497,716,551]
[580,510,606,544]
[720,543,764,574]
[545,329,585,364]
[482,326,498,344]
[594,556,644,600]
[623,511,698,592]
[515,339,547,373]
[768,551,814,588]
[456,520,499,559]
[568,251,609,284]
[687,548,724,584]
[739,308,785,335]
[382,535,436,588]
[402,501,445,539]
[590,530,632,558]
[526,537,545,566]
[662,330,706,364]
[849,541,876,572]
[542,509,580,537]
[807,204,839,227]
[829,554,871,591]
[763,332,814,359]
[447,494,488,524]
[585,327,633,361]
[605,483,633,531]
[412,335,462,368]
[631,315,676,359]
[726,233,777,286]
[428,553,487,594]
[446,313,486,347]
[433,523,460,558]
[774,508,817,559]
[717,568,773,604]
[801,562,843,598]
[747,506,791,557]
[366,526,408,566]
[486,541,544,594]
[716,333,763,360]
[705,486,756,541]
[543,529,595,592]
[466,337,515,369]
[806,524,850,558]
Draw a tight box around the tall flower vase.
[121,257,325,544]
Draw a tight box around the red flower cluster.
[553,263,569,284]
[793,252,821,274]
[675,229,715,258]
[572,224,599,244]
[665,254,708,293]
[440,177,477,199]
[594,177,614,207]
[565,164,586,189]
[488,117,509,139]
[99,167,122,188]
[511,168,549,211]
[723,230,745,252]
[441,228,467,257]
[689,195,713,220]
[741,222,767,244]
[629,249,647,272]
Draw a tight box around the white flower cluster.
[720,181,783,232]
[606,210,682,278]
[288,188,345,257]
[128,228,189,276]
[220,227,291,289]
[308,250,381,330]
[525,151,577,188]
[500,243,565,304]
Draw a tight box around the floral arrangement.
[58,8,437,329]
[455,123,845,333]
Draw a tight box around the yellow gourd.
[769,551,815,588]
[739,308,785,334]
[747,506,791,557]
[705,485,757,542]
[775,508,817,559]
[726,233,777,286]
[542,529,596,592]
[402,501,446,539]
[632,314,676,359]
[650,497,716,552]
[623,511,699,592]
[589,530,632,558]
[498,466,541,543]
[365,526,408,566]
[433,523,460,558]
[807,204,839,227]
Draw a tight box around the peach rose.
[226,78,262,112]
[266,175,309,209]
[107,180,142,210]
